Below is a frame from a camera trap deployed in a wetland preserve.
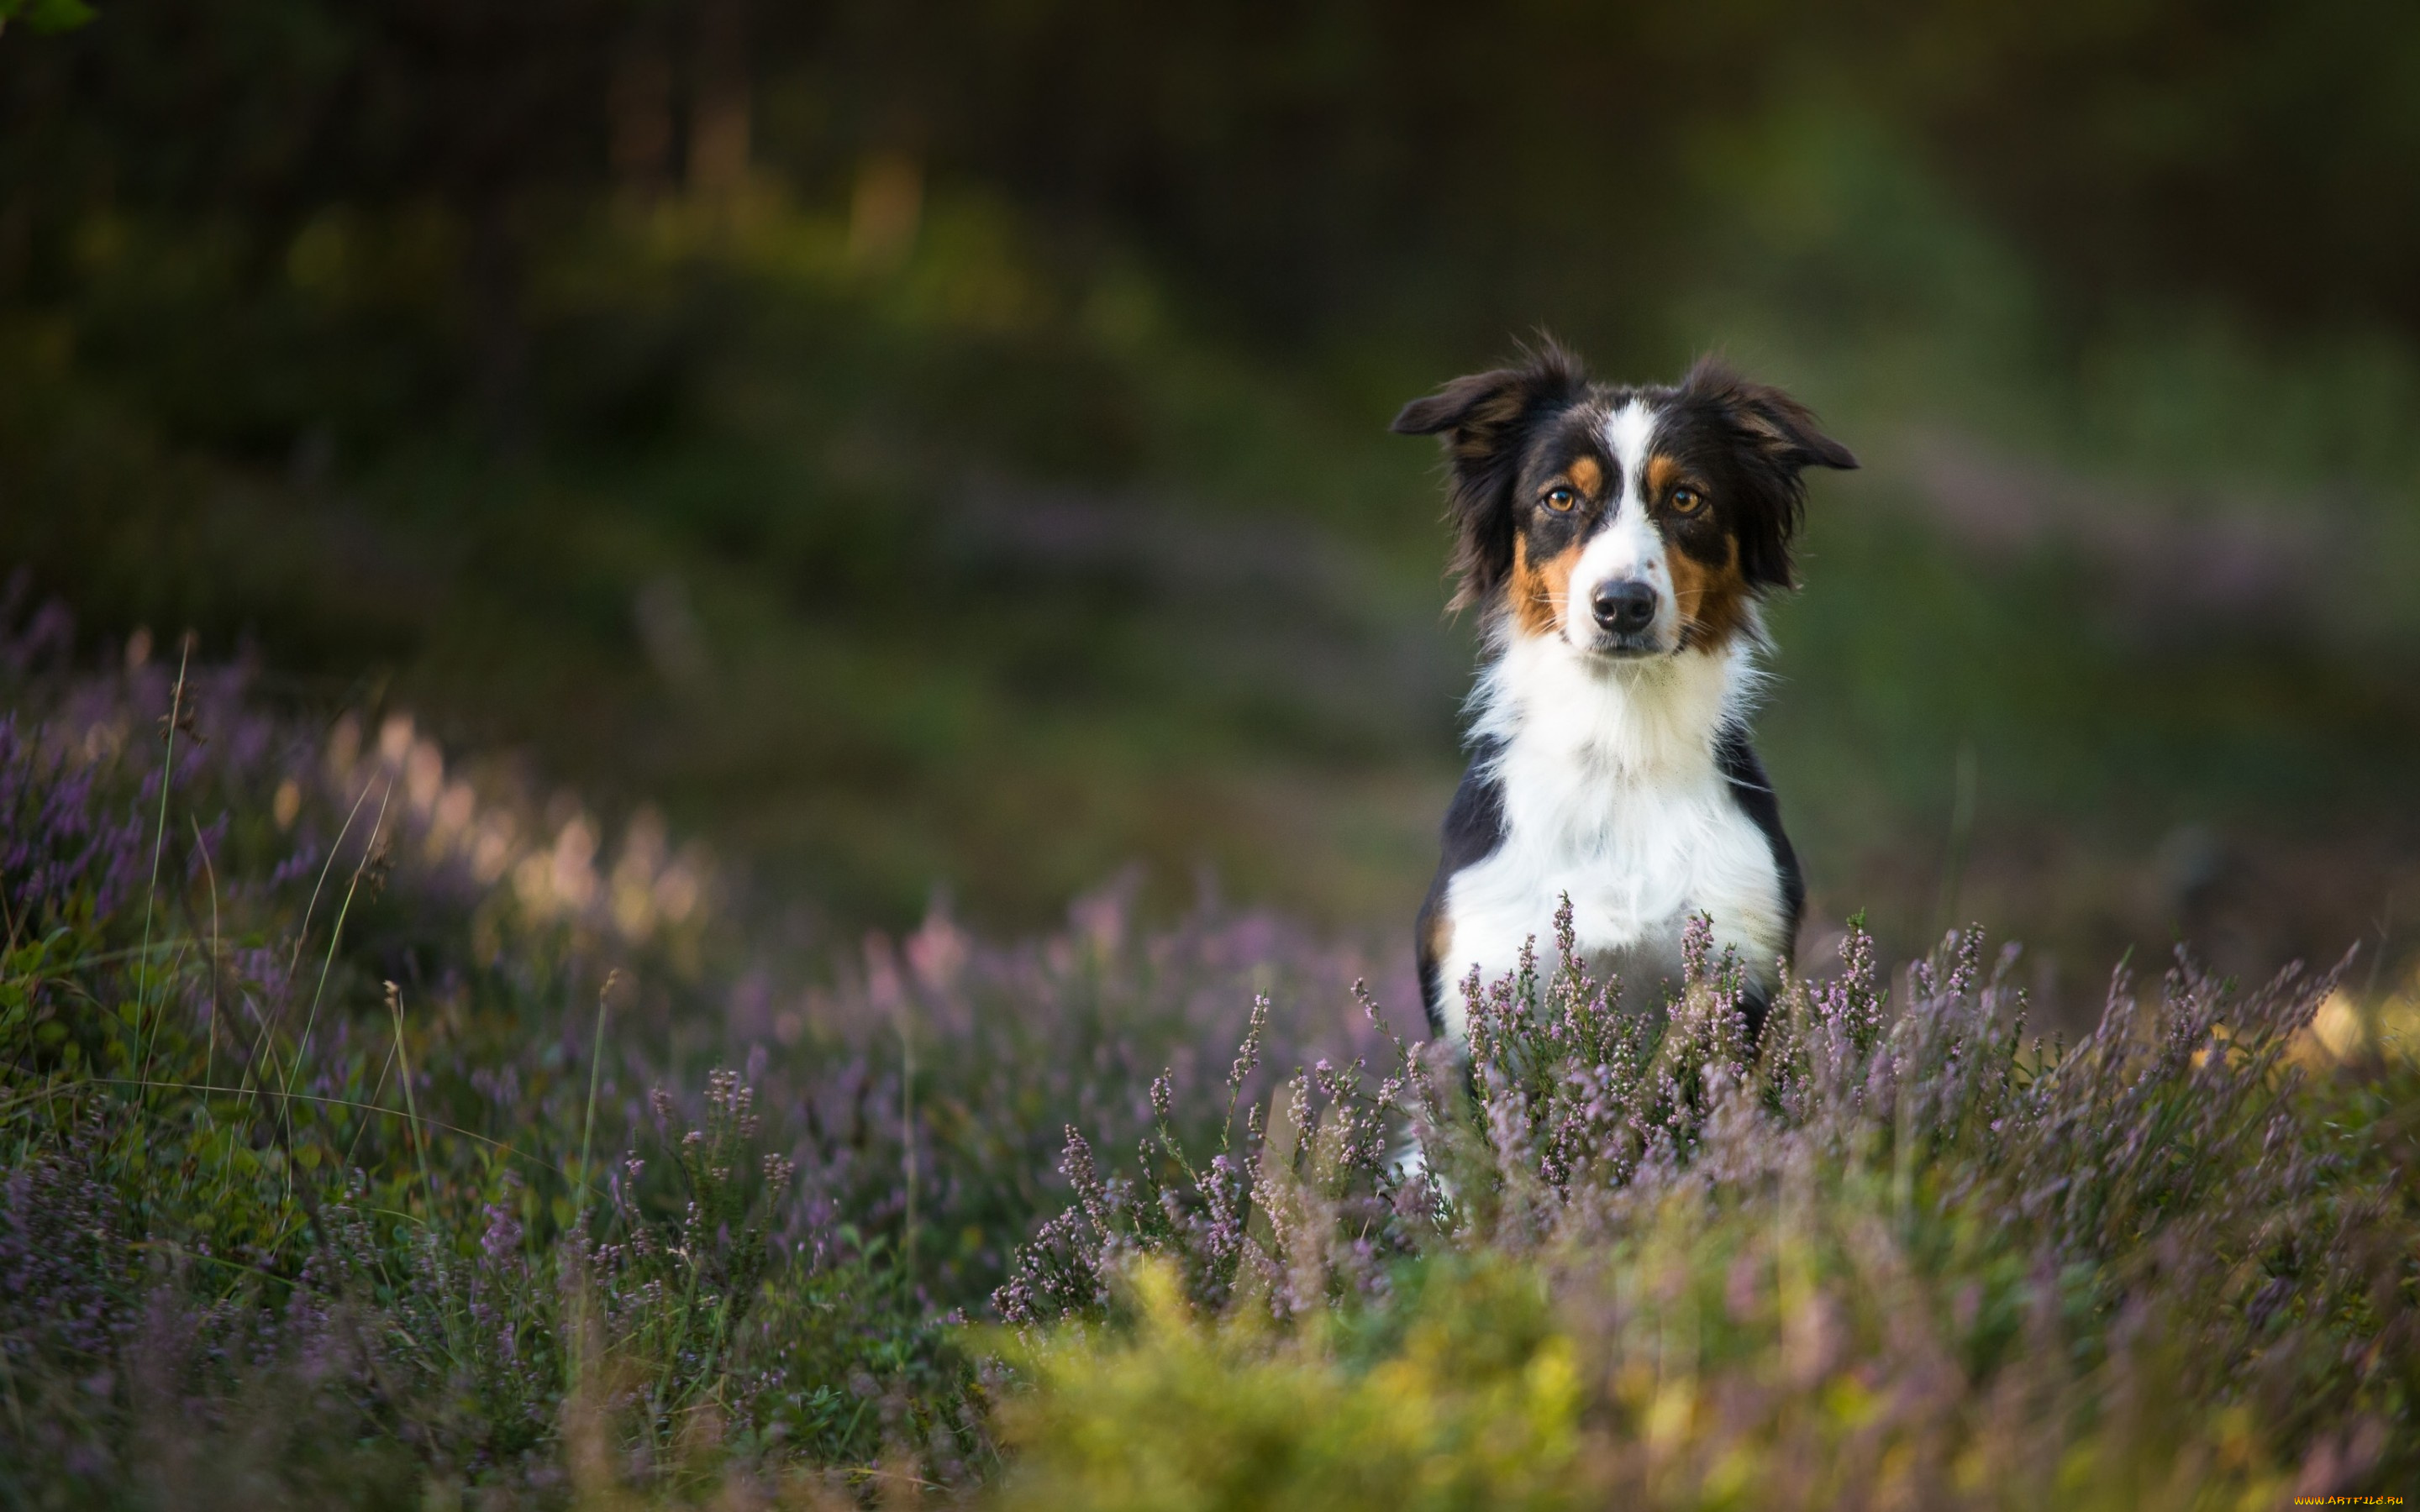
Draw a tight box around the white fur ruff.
[1432,625,1791,1042]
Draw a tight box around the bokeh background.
[6,0,2418,1025]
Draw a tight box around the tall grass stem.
[243,770,376,1109]
[281,779,392,1137]
[385,980,439,1220]
[191,815,222,1105]
[576,970,616,1236]
[902,1005,918,1282]
[134,638,190,1099]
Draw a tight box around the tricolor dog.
[1396,344,1857,1043]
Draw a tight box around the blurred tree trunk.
[611,39,675,199]
[847,153,922,268]
[688,0,750,202]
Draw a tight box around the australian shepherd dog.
[1395,342,1857,1043]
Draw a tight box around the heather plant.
[0,595,1391,1503]
[990,903,1783,1327]
[990,902,2419,1505]
[0,606,950,1502]
[3,592,2413,1505]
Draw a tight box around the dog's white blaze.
[1602,396,1657,481]
[1569,399,1676,649]
[1432,626,1790,1043]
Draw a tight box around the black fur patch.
[1415,736,1507,1038]
[1713,722,1803,1043]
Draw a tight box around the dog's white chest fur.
[1432,633,1790,1041]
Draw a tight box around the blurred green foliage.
[0,0,91,36]
[3,1,2417,1005]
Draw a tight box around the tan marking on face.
[1644,454,1683,500]
[1508,533,1586,638]
[1565,455,1603,499]
[1666,531,1753,649]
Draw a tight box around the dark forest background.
[7,0,2419,1022]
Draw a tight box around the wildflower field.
[11,0,2420,1504]
[3,595,2413,1509]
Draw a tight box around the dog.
[1395,343,1856,1043]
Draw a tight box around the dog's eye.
[1670,486,1706,515]
[1544,486,1579,512]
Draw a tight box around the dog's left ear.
[1681,358,1857,590]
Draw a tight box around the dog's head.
[1394,343,1855,658]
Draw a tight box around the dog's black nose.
[1591,580,1658,634]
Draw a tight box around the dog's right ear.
[1393,343,1589,611]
